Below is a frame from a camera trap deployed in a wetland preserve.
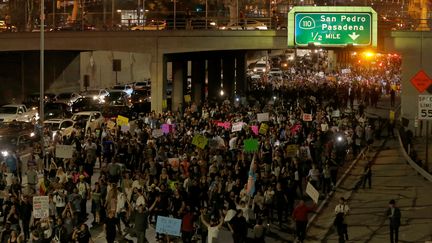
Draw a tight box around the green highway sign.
[288,7,377,47]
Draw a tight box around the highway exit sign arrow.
[287,7,377,48]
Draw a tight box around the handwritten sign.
[107,120,116,130]
[116,115,129,126]
[286,144,298,158]
[257,113,269,122]
[155,216,182,236]
[152,129,164,138]
[331,110,340,118]
[302,113,313,122]
[161,124,170,134]
[321,123,329,132]
[251,125,259,135]
[33,196,49,219]
[121,125,130,133]
[56,145,74,159]
[244,139,259,153]
[306,182,320,204]
[192,134,208,149]
[231,122,243,132]
[259,123,268,135]
[217,122,231,129]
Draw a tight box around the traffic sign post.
[411,70,432,93]
[418,95,432,172]
[288,6,377,48]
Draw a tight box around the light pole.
[40,0,45,124]
[205,0,208,29]
[173,0,176,29]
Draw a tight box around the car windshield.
[72,114,90,121]
[132,90,150,96]
[0,107,17,114]
[256,63,267,67]
[83,90,100,96]
[112,86,123,90]
[45,103,61,110]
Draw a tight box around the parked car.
[44,118,74,138]
[0,122,37,158]
[71,97,102,113]
[44,102,72,119]
[111,85,133,97]
[55,92,81,105]
[81,89,109,103]
[132,81,151,90]
[219,20,268,30]
[0,104,38,123]
[102,90,132,118]
[23,93,56,110]
[131,21,166,30]
[130,89,151,114]
[71,111,104,135]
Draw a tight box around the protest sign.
[306,182,320,204]
[321,123,329,132]
[331,110,340,118]
[302,113,313,122]
[257,113,269,122]
[251,125,259,135]
[107,120,116,130]
[192,134,208,149]
[116,115,129,126]
[152,129,164,138]
[259,123,268,135]
[231,122,243,132]
[121,125,130,133]
[56,145,74,159]
[286,144,298,158]
[184,95,191,103]
[33,196,49,219]
[161,124,170,134]
[244,139,259,153]
[155,216,182,236]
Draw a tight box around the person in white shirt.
[335,197,350,215]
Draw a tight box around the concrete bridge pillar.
[223,54,235,99]
[235,52,247,97]
[207,57,222,102]
[191,59,206,106]
[172,60,187,112]
[151,53,166,113]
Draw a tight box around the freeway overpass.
[0,30,288,111]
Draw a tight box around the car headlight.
[253,68,257,72]
[30,132,35,137]
[1,151,8,157]
[210,22,216,26]
[93,96,98,100]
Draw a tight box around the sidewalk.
[307,139,432,242]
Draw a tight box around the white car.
[71,111,104,135]
[81,89,109,103]
[132,81,151,90]
[112,84,133,97]
[253,62,269,73]
[44,118,75,138]
[220,20,268,30]
[0,104,38,123]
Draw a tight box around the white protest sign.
[257,113,269,122]
[33,196,49,219]
[331,110,340,118]
[231,122,243,132]
[155,216,182,236]
[306,182,320,204]
[121,125,130,133]
[152,129,164,138]
[342,68,351,74]
[56,145,74,159]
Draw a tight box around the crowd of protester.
[0,55,400,243]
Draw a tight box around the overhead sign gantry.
[288,7,377,48]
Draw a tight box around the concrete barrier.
[397,130,432,182]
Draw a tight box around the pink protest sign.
[251,125,259,135]
[161,124,170,134]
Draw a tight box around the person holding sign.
[200,210,224,243]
